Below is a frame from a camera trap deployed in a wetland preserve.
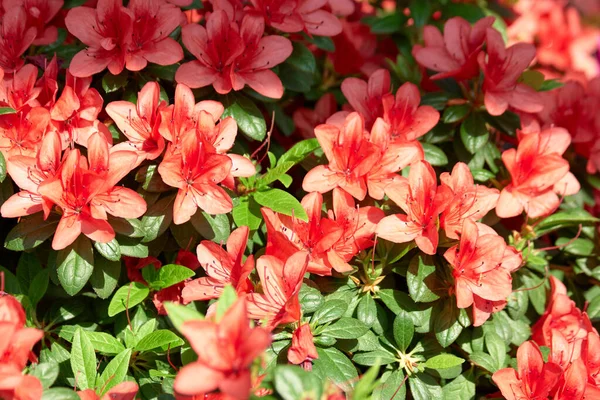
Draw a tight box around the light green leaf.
[96,349,132,395]
[85,332,126,355]
[108,282,150,317]
[135,330,185,352]
[165,302,204,333]
[70,329,97,390]
[424,354,464,370]
[254,188,308,221]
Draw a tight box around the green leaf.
[141,195,174,242]
[357,294,377,328]
[254,188,308,221]
[320,317,369,339]
[424,354,464,370]
[353,350,397,366]
[364,12,405,34]
[460,112,489,153]
[587,295,600,319]
[312,347,358,392]
[409,0,431,27]
[30,362,59,389]
[556,237,595,256]
[279,42,317,93]
[165,302,204,333]
[42,388,81,400]
[373,370,406,400]
[135,330,185,352]
[232,196,262,231]
[0,267,20,295]
[0,107,16,116]
[393,314,414,352]
[0,151,6,182]
[407,255,440,302]
[29,269,49,306]
[108,282,150,317]
[469,351,497,373]
[57,236,94,296]
[215,285,238,321]
[102,71,128,93]
[278,138,321,166]
[135,164,172,193]
[311,299,348,325]
[442,104,470,124]
[409,374,442,400]
[85,332,126,355]
[442,2,486,22]
[259,161,295,188]
[486,332,507,371]
[145,264,195,290]
[17,252,42,294]
[539,79,564,91]
[96,349,132,395]
[222,94,266,140]
[353,364,381,400]
[421,143,448,166]
[471,168,496,182]
[534,209,598,236]
[442,373,476,400]
[190,211,231,243]
[90,256,121,299]
[518,70,545,90]
[4,213,59,251]
[94,238,121,261]
[274,365,323,400]
[299,284,324,314]
[484,111,521,136]
[433,301,463,347]
[304,34,335,52]
[70,329,97,390]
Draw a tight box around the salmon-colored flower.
[0,7,37,73]
[250,0,342,36]
[376,160,450,255]
[0,107,49,159]
[182,226,254,303]
[341,69,390,129]
[439,162,499,239]
[443,219,522,326]
[492,341,562,400]
[77,381,139,400]
[413,16,494,81]
[106,81,166,164]
[174,297,271,400]
[158,133,233,224]
[478,28,543,116]
[0,365,43,400]
[246,251,309,329]
[288,323,318,368]
[124,0,183,72]
[330,19,381,76]
[3,0,63,46]
[38,132,145,250]
[0,64,41,112]
[302,112,379,201]
[497,127,580,219]
[65,0,133,77]
[1,130,61,218]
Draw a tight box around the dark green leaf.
[146,264,195,290]
[442,373,475,400]
[407,255,440,302]
[393,314,414,352]
[30,362,59,389]
[299,284,324,314]
[460,112,488,153]
[141,195,175,242]
[0,151,6,182]
[353,350,397,366]
[534,209,598,236]
[421,143,448,166]
[312,299,348,325]
[94,238,121,261]
[190,211,231,243]
[312,347,358,392]
[102,71,128,93]
[29,269,49,306]
[57,236,94,296]
[485,332,507,371]
[469,351,497,373]
[357,294,377,328]
[90,256,121,299]
[222,94,267,140]
[539,79,564,91]
[433,301,462,347]
[5,213,59,251]
[274,365,323,400]
[279,43,317,92]
[373,370,406,400]
[442,104,470,123]
[320,317,369,339]
[0,107,16,115]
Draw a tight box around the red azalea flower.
[0,7,37,73]
[182,226,255,303]
[439,162,499,240]
[246,251,308,329]
[3,0,63,46]
[0,106,49,159]
[478,28,544,116]
[77,381,138,400]
[492,341,562,400]
[158,133,233,223]
[413,16,494,81]
[443,219,522,326]
[497,127,580,219]
[302,112,380,201]
[292,93,337,139]
[376,160,451,255]
[173,297,271,400]
[106,81,166,164]
[0,64,42,111]
[288,323,318,368]
[341,69,391,129]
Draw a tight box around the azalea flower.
[0,7,37,73]
[376,160,451,255]
[0,365,43,400]
[492,341,562,400]
[173,297,271,400]
[125,0,184,72]
[439,162,499,239]
[478,28,544,116]
[246,251,309,329]
[496,127,580,219]
[106,81,166,164]
[381,82,440,143]
[38,132,145,250]
[0,106,50,159]
[302,112,379,201]
[1,130,61,218]
[0,64,42,111]
[413,16,494,81]
[65,0,133,77]
[341,69,391,129]
[3,0,63,46]
[288,323,318,369]
[443,219,522,326]
[158,133,233,223]
[330,19,380,76]
[77,381,139,400]
[182,226,254,303]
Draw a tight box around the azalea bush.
[1,0,600,399]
